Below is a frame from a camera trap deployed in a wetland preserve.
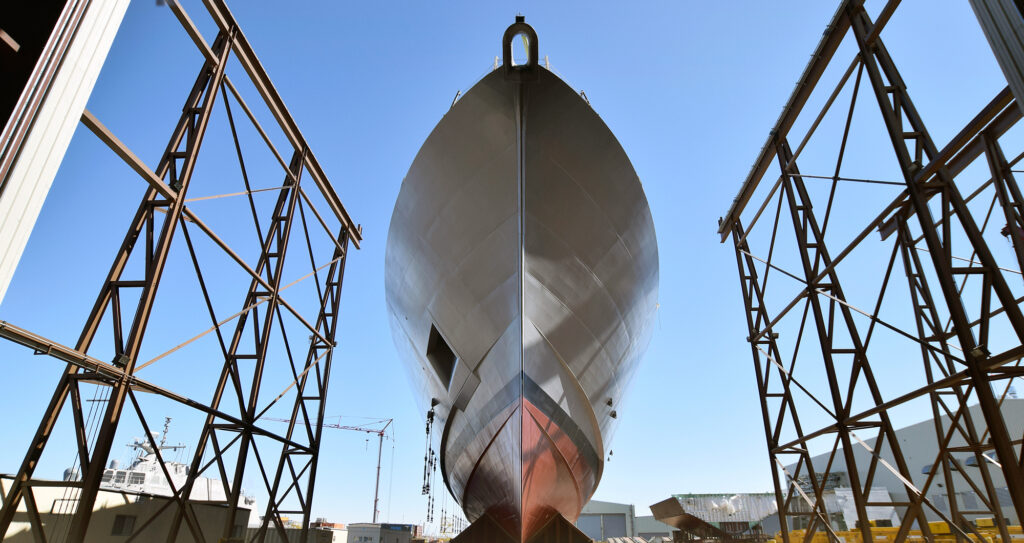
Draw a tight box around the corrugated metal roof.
[670,493,778,524]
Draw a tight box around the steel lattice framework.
[720,1,1024,542]
[0,1,361,542]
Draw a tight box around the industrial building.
[0,1,130,306]
[785,399,1024,528]
[576,500,635,540]
[0,474,358,543]
[645,402,1024,539]
[633,516,675,541]
[310,519,348,542]
[0,474,260,543]
[574,500,673,541]
[346,522,419,543]
[653,490,898,540]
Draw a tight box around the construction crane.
[266,416,393,523]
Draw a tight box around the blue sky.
[0,0,1015,535]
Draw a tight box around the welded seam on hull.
[526,216,638,342]
[514,70,527,534]
[524,267,636,459]
[523,402,584,510]
[525,68,658,365]
[414,140,517,271]
[527,320,605,476]
[525,268,632,389]
[459,402,520,518]
[441,323,514,503]
[541,119,643,263]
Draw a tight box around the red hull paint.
[521,399,592,541]
[460,398,595,542]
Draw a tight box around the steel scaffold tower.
[0,1,361,541]
[720,1,1024,542]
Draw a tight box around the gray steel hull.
[385,64,658,541]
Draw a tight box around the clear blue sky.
[0,0,1014,534]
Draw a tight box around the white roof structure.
[672,493,778,524]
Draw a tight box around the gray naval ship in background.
[385,17,659,543]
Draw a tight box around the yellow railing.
[780,521,1024,542]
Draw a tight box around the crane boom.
[265,416,392,522]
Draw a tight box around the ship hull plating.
[385,40,657,542]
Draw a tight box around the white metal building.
[0,474,256,542]
[576,500,635,540]
[633,515,674,540]
[345,522,417,543]
[574,500,674,541]
[0,0,129,305]
[785,398,1024,526]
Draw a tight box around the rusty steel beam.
[719,0,861,241]
[717,0,918,242]
[68,29,233,539]
[896,218,1013,541]
[850,6,1024,524]
[0,32,233,539]
[723,2,1024,541]
[253,230,348,543]
[777,137,931,539]
[80,109,178,200]
[0,3,359,542]
[0,319,309,451]
[178,0,362,249]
